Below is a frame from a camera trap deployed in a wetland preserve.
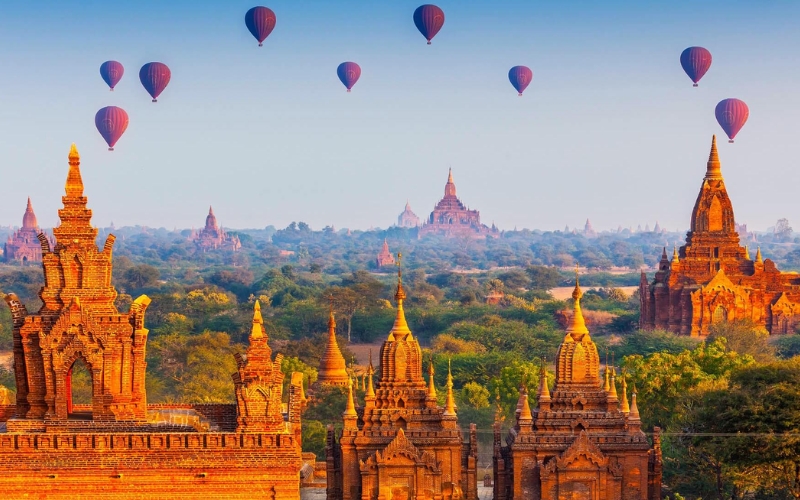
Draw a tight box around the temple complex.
[398,201,420,228]
[418,169,499,239]
[376,238,396,268]
[326,259,478,500]
[494,275,662,499]
[192,206,241,252]
[3,198,53,263]
[0,145,304,499]
[316,308,350,387]
[640,136,800,336]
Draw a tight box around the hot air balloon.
[413,4,445,44]
[715,98,749,143]
[680,47,712,87]
[337,62,361,92]
[508,66,533,96]
[95,106,129,151]
[139,62,171,102]
[100,61,124,91]
[245,6,277,47]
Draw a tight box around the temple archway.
[67,358,93,419]
[712,305,727,324]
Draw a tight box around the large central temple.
[326,263,479,500]
[640,136,800,336]
[418,169,499,239]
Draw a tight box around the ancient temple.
[398,201,420,228]
[494,276,662,499]
[316,308,350,387]
[192,206,241,252]
[3,198,53,263]
[376,238,396,268]
[326,260,478,500]
[0,145,304,499]
[640,136,800,336]
[418,169,498,239]
[584,219,597,237]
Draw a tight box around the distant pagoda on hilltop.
[4,198,54,263]
[397,201,420,228]
[418,169,499,239]
[191,206,241,252]
[376,238,396,268]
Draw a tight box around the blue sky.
[0,0,798,232]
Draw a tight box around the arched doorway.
[712,305,727,324]
[66,358,92,419]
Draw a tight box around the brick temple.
[192,206,241,252]
[494,276,662,499]
[640,136,800,336]
[418,169,499,239]
[0,145,304,499]
[397,200,420,228]
[326,262,479,500]
[376,238,396,268]
[3,197,53,263]
[316,308,350,387]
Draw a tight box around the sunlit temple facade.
[418,169,499,239]
[192,206,241,252]
[4,198,53,263]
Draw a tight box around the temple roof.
[22,197,37,229]
[317,308,349,386]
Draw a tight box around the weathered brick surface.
[0,145,304,499]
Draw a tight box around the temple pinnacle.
[427,358,437,399]
[705,135,722,180]
[65,144,84,198]
[756,246,763,264]
[389,253,412,341]
[566,268,589,339]
[343,377,357,417]
[250,300,264,339]
[444,359,457,416]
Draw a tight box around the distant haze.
[0,0,798,232]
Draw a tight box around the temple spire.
[365,350,375,398]
[629,389,641,421]
[444,168,457,197]
[318,298,349,386]
[537,361,551,407]
[343,377,357,419]
[65,143,84,198]
[250,300,265,339]
[672,247,680,264]
[518,382,532,421]
[388,253,412,341]
[427,358,437,399]
[756,246,763,264]
[620,375,630,414]
[566,266,589,339]
[744,245,751,260]
[22,197,38,229]
[705,135,722,180]
[444,359,456,416]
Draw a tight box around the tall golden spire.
[250,300,265,339]
[344,377,357,417]
[65,143,84,198]
[518,382,533,422]
[365,350,375,398]
[672,247,680,264]
[566,266,589,339]
[444,168,457,197]
[609,366,618,400]
[444,359,456,416]
[629,389,641,421]
[427,358,437,399]
[318,298,349,386]
[603,351,610,392]
[620,374,630,414]
[388,253,412,341]
[705,135,722,180]
[756,246,763,264]
[537,360,551,405]
[744,245,751,260]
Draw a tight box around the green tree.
[707,319,776,362]
[525,265,562,290]
[122,264,160,290]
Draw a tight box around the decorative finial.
[537,358,551,405]
[344,377,357,417]
[744,245,751,260]
[705,135,722,180]
[65,143,84,198]
[365,349,375,398]
[427,357,437,399]
[444,358,456,416]
[603,350,610,392]
[250,300,264,339]
[68,143,80,163]
[629,390,641,421]
[388,253,412,340]
[672,247,679,263]
[567,267,589,339]
[755,246,763,264]
[620,372,630,414]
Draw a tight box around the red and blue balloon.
[337,62,361,92]
[139,62,171,102]
[715,99,749,143]
[100,61,124,91]
[413,5,445,45]
[508,66,533,96]
[95,106,129,151]
[245,6,277,47]
[680,47,712,87]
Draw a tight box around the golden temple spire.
[603,351,610,392]
[566,265,589,339]
[672,247,679,264]
[756,246,763,264]
[518,382,533,421]
[388,253,412,341]
[620,374,630,414]
[629,389,641,421]
[537,361,551,405]
[250,300,264,339]
[65,143,84,198]
[427,358,437,399]
[444,358,457,416]
[744,245,751,260]
[318,297,349,386]
[365,350,375,398]
[705,135,722,180]
[344,377,357,417]
[609,366,618,399]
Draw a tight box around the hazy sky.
[0,0,798,232]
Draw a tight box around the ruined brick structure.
[640,136,800,336]
[326,263,478,500]
[418,169,499,239]
[494,277,662,499]
[0,145,304,499]
[3,197,54,263]
[316,308,350,387]
[192,206,241,252]
[397,200,420,228]
[376,238,396,268]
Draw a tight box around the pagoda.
[326,257,478,500]
[494,274,662,499]
[397,201,420,228]
[316,308,350,387]
[192,206,241,252]
[640,136,800,336]
[376,238,395,268]
[418,169,498,239]
[4,198,53,263]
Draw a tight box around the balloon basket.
[729,140,734,143]
[108,148,114,151]
[152,99,157,103]
[110,88,114,91]
[693,83,698,87]
[259,43,263,47]
[427,41,432,45]
[347,89,351,93]
[518,93,523,97]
